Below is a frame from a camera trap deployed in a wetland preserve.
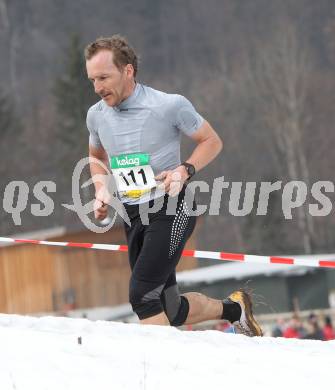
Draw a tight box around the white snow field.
[0,314,334,390]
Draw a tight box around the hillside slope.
[0,314,333,389]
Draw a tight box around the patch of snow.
[0,314,334,390]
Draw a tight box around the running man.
[85,35,262,336]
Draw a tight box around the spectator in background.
[323,316,335,341]
[215,321,236,333]
[304,313,324,340]
[283,315,305,339]
[272,318,286,337]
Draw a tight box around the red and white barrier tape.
[0,236,334,268]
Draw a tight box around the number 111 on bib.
[110,153,156,194]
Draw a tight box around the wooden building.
[0,226,198,314]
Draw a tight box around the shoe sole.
[230,290,263,337]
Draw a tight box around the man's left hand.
[155,165,189,196]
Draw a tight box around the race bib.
[110,153,157,198]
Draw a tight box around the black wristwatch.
[181,162,196,179]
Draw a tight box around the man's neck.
[121,80,136,103]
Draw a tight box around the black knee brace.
[169,295,190,327]
[161,284,190,326]
[129,277,165,320]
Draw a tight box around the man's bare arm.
[89,144,110,220]
[185,120,223,171]
[156,120,223,194]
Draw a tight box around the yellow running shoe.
[228,289,263,337]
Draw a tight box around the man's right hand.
[93,198,109,220]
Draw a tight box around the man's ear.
[125,64,134,78]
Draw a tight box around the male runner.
[85,35,262,336]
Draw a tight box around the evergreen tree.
[0,89,22,233]
[0,89,22,173]
[0,91,20,139]
[53,33,97,167]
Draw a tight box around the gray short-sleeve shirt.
[86,83,204,203]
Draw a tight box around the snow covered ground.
[0,314,334,390]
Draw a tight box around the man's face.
[86,50,132,107]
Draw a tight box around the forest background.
[1,0,334,257]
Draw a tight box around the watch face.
[183,163,195,178]
[188,164,195,176]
